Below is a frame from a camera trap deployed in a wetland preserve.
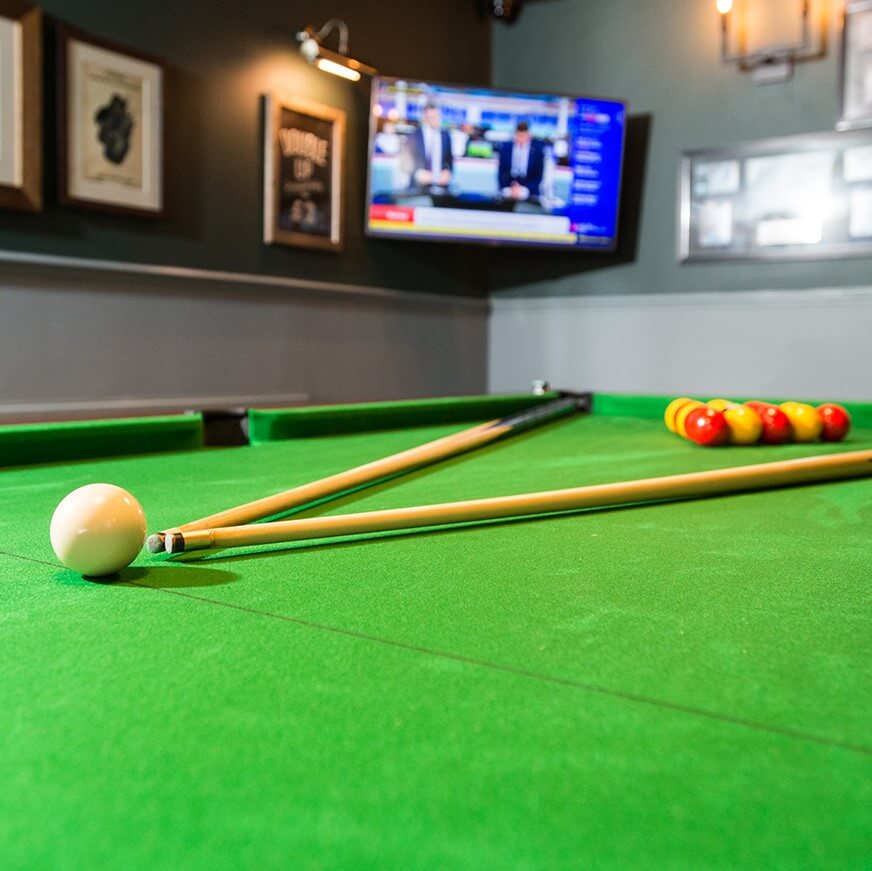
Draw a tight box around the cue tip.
[145,533,166,553]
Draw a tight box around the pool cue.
[146,393,589,553]
[162,448,872,554]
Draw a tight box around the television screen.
[365,77,627,250]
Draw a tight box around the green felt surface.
[1,397,871,867]
[0,413,203,467]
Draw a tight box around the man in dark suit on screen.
[407,103,453,190]
[498,120,545,201]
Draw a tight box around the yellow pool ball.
[779,402,823,442]
[707,398,738,411]
[664,397,696,433]
[675,400,704,438]
[723,405,763,445]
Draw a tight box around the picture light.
[295,19,377,82]
[716,0,822,84]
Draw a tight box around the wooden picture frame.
[0,1,42,212]
[839,0,872,131]
[263,94,345,252]
[57,26,165,217]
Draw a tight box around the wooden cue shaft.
[154,424,493,540]
[165,448,872,553]
[149,395,585,551]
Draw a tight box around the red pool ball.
[748,403,792,445]
[684,407,729,446]
[817,403,851,442]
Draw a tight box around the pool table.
[1,393,870,868]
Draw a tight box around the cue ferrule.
[164,530,219,553]
[164,532,186,554]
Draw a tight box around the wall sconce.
[295,19,377,82]
[717,0,822,84]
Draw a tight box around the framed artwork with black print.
[58,26,164,217]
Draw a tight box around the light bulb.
[316,58,361,81]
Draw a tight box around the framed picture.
[839,0,872,131]
[263,94,345,251]
[0,1,41,212]
[678,128,872,262]
[58,27,164,217]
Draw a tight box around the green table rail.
[248,392,561,442]
[0,414,203,468]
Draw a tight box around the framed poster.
[0,1,41,212]
[263,94,345,251]
[58,27,164,217]
[839,0,872,131]
[679,128,872,262]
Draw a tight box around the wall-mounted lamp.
[295,19,376,82]
[477,0,523,23]
[717,0,822,84]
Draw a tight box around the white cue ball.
[50,483,147,577]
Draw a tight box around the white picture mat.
[692,160,740,198]
[756,217,822,247]
[0,18,22,187]
[67,39,162,210]
[843,144,872,181]
[695,199,733,247]
[849,187,872,236]
[744,151,834,224]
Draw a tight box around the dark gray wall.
[491,0,872,296]
[0,261,489,421]
[0,1,494,414]
[1,0,492,297]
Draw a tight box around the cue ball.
[50,483,147,577]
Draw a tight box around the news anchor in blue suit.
[407,104,453,190]
[498,121,545,200]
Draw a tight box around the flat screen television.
[365,77,627,250]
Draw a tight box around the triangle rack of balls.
[664,398,851,447]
